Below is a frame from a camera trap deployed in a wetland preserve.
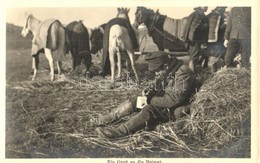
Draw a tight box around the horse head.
[21,12,41,37]
[90,26,104,54]
[116,7,130,22]
[21,12,33,37]
[134,7,155,28]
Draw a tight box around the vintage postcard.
[1,0,259,163]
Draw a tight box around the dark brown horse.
[89,23,106,55]
[66,21,91,77]
[134,7,188,52]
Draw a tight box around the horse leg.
[125,57,131,80]
[57,61,62,75]
[85,53,92,78]
[57,25,65,74]
[32,54,39,80]
[44,48,54,81]
[72,54,77,71]
[116,51,122,79]
[126,49,140,84]
[109,50,116,84]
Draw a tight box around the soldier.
[183,6,209,72]
[206,7,227,73]
[91,52,195,139]
[223,7,251,68]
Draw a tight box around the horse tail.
[114,35,125,51]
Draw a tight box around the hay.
[84,68,251,155]
[187,68,251,149]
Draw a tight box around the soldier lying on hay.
[90,51,196,139]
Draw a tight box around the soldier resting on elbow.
[90,51,196,139]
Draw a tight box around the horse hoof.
[109,83,115,89]
[86,72,91,79]
[136,80,141,85]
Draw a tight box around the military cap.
[145,51,170,71]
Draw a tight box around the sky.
[6,7,219,28]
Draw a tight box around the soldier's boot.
[90,101,134,126]
[96,106,151,139]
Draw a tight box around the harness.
[147,11,184,47]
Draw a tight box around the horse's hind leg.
[32,54,39,80]
[109,50,116,83]
[57,61,62,75]
[125,57,131,80]
[85,53,92,78]
[57,26,66,75]
[116,51,122,78]
[44,48,54,81]
[126,49,140,84]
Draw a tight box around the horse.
[134,7,188,52]
[108,7,140,84]
[90,23,106,55]
[93,7,140,85]
[66,20,92,77]
[21,12,66,81]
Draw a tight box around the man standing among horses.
[90,52,195,139]
[183,6,209,72]
[206,7,227,73]
[223,7,251,68]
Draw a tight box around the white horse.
[21,12,66,81]
[108,8,140,84]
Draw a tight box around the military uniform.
[183,7,209,72]
[206,7,227,72]
[224,7,251,68]
[93,52,195,139]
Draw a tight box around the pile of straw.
[187,68,251,149]
[114,67,251,155]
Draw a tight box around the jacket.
[224,7,251,40]
[183,9,209,43]
[207,10,226,42]
[150,60,195,108]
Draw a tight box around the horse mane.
[136,6,154,15]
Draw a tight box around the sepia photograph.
[2,0,259,162]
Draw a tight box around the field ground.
[5,25,251,158]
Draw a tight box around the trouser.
[188,42,201,65]
[123,103,190,133]
[127,97,190,129]
[225,39,251,68]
